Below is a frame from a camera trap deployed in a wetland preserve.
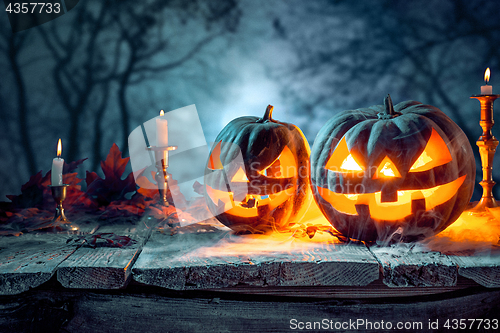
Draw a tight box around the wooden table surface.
[1,215,499,296]
[1,214,500,332]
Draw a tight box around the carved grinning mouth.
[316,175,465,221]
[206,185,297,218]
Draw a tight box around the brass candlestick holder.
[49,184,79,232]
[470,94,500,211]
[146,145,177,206]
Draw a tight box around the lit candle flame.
[484,67,491,83]
[160,110,164,116]
[57,138,62,157]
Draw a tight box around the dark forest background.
[1,0,500,202]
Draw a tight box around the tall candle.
[481,68,492,95]
[156,109,169,147]
[51,138,64,186]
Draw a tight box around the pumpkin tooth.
[240,196,256,208]
[411,198,426,214]
[381,187,398,202]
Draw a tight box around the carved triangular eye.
[208,141,223,170]
[340,154,363,171]
[374,156,401,179]
[231,166,249,182]
[259,145,296,178]
[409,128,452,172]
[326,136,364,172]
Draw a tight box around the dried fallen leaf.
[86,143,137,206]
[73,232,137,248]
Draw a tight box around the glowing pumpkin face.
[311,96,475,242]
[204,105,312,233]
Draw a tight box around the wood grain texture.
[448,247,500,288]
[203,277,480,298]
[370,245,458,287]
[2,287,499,333]
[56,222,152,289]
[57,247,141,289]
[0,233,76,295]
[132,229,380,290]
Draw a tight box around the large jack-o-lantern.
[204,105,312,233]
[311,95,475,242]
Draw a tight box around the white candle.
[51,138,64,186]
[156,110,169,147]
[481,68,492,95]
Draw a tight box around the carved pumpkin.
[311,95,475,242]
[204,105,312,233]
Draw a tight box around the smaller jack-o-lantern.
[311,95,475,242]
[204,105,312,233]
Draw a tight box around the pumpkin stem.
[262,105,274,122]
[378,94,401,119]
[384,94,394,115]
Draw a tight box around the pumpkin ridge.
[205,105,312,233]
[311,97,475,242]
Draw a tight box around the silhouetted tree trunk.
[7,32,37,175]
[92,83,110,172]
[38,0,112,163]
[38,0,239,166]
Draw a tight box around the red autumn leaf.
[4,158,88,211]
[64,186,96,211]
[101,143,130,181]
[135,170,159,199]
[61,160,96,210]
[0,207,53,235]
[64,158,88,174]
[74,232,137,248]
[84,144,186,216]
[99,194,148,218]
[192,181,204,195]
[5,171,48,209]
[135,169,187,208]
[0,164,90,235]
[86,143,137,206]
[148,204,179,228]
[1,142,199,234]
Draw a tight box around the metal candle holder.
[49,184,79,232]
[146,145,177,206]
[470,94,500,211]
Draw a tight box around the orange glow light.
[485,67,491,83]
[259,146,297,178]
[57,138,62,157]
[160,109,165,116]
[208,141,223,170]
[326,136,364,173]
[205,184,297,218]
[374,156,401,179]
[317,175,466,221]
[231,167,249,182]
[341,154,363,171]
[409,128,452,172]
[426,207,500,251]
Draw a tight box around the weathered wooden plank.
[56,219,153,289]
[132,225,380,289]
[0,233,77,295]
[447,247,500,288]
[204,276,481,298]
[2,286,499,333]
[370,245,458,287]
